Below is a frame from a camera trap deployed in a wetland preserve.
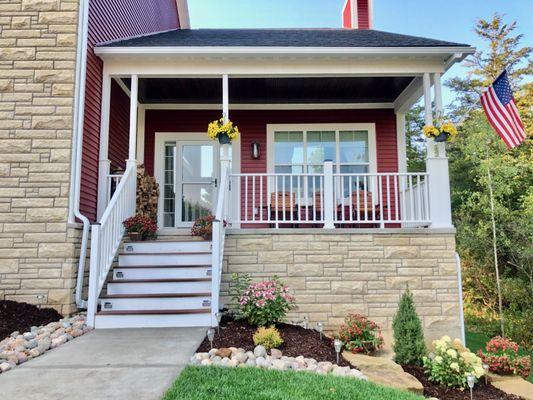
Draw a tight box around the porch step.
[118,252,211,266]
[94,310,211,329]
[113,265,211,280]
[123,240,211,254]
[100,293,212,311]
[106,278,211,295]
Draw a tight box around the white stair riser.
[107,280,211,295]
[94,313,211,329]
[113,266,211,280]
[123,241,211,254]
[118,253,211,266]
[100,296,211,311]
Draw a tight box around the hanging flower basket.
[423,121,458,143]
[207,118,239,144]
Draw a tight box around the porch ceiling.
[129,76,415,104]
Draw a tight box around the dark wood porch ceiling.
[123,77,415,104]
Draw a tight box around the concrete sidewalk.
[0,327,205,400]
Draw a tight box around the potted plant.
[423,120,458,142]
[191,215,216,240]
[122,215,157,241]
[207,117,240,144]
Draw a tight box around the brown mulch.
[0,300,63,340]
[196,316,350,367]
[403,365,523,400]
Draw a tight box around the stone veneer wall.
[0,0,81,314]
[221,230,462,344]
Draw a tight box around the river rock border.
[0,314,91,374]
[190,345,367,380]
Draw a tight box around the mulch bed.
[0,300,63,340]
[196,315,350,367]
[403,365,522,400]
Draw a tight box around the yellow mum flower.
[441,122,458,136]
[423,125,440,138]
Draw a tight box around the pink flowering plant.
[337,313,384,354]
[478,336,531,378]
[230,273,296,327]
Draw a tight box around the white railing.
[87,164,137,326]
[211,153,231,327]
[229,161,430,228]
[106,173,123,203]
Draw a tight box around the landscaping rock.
[271,348,282,359]
[0,362,12,372]
[342,351,423,394]
[253,345,267,358]
[215,348,232,359]
[488,373,533,400]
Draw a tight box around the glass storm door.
[161,140,219,228]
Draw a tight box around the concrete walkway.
[0,327,205,400]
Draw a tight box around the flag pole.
[485,144,505,337]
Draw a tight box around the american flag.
[480,70,526,149]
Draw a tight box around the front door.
[158,136,219,229]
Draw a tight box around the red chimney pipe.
[342,0,373,30]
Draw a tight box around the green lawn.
[466,330,533,383]
[163,366,424,400]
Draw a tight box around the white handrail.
[211,151,231,327]
[87,164,137,327]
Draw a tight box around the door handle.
[212,178,218,188]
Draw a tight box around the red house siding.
[107,80,130,173]
[342,0,371,29]
[80,0,180,221]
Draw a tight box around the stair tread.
[108,278,211,283]
[101,292,211,299]
[115,265,211,269]
[96,309,211,315]
[119,251,211,256]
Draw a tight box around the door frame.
[154,132,220,231]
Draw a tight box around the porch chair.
[349,190,380,227]
[269,191,298,227]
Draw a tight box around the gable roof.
[98,28,469,48]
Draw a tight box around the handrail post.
[323,160,335,229]
[86,223,100,328]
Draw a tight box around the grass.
[466,330,533,383]
[163,366,424,400]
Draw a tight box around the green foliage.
[230,273,296,327]
[423,336,484,388]
[442,13,532,349]
[252,326,284,350]
[163,366,425,400]
[392,289,427,366]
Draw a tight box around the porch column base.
[427,156,453,229]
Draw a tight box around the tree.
[392,289,427,366]
[405,105,426,172]
[446,14,532,347]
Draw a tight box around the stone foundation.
[221,229,462,344]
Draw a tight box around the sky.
[188,0,532,106]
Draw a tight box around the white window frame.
[266,123,377,176]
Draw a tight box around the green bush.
[253,326,284,350]
[392,289,426,366]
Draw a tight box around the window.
[268,124,377,200]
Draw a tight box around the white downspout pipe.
[69,0,91,309]
[455,252,466,345]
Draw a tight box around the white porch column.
[426,72,453,228]
[222,73,229,122]
[323,160,335,229]
[96,73,112,220]
[127,74,139,166]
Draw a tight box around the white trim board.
[142,103,394,110]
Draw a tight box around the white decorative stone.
[270,348,282,359]
[253,345,267,358]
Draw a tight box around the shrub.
[392,289,426,366]
[423,336,484,388]
[338,314,384,354]
[122,215,157,239]
[478,336,531,378]
[253,326,284,350]
[231,273,296,327]
[191,215,215,240]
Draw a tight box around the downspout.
[455,252,466,344]
[70,0,91,309]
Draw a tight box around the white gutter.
[69,0,91,309]
[455,252,466,344]
[94,45,476,57]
